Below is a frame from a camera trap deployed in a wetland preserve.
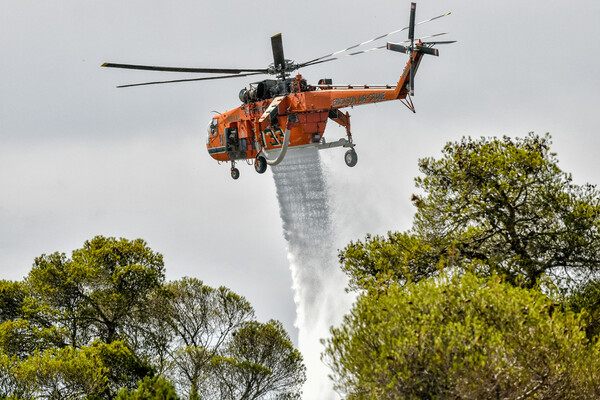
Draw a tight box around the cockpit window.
[206,118,218,143]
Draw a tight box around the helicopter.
[102,2,454,180]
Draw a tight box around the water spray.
[272,147,350,399]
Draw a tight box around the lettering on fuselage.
[332,91,386,107]
[261,127,285,147]
[243,105,266,115]
[227,115,240,122]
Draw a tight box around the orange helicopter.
[103,2,453,180]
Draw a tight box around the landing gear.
[344,148,358,167]
[230,164,240,180]
[255,155,267,174]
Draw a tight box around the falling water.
[271,147,350,400]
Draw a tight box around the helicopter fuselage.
[206,50,422,169]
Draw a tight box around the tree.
[330,134,600,398]
[159,277,255,398]
[0,280,27,323]
[0,237,305,399]
[6,342,112,400]
[116,375,179,400]
[567,279,600,339]
[26,236,165,347]
[215,320,306,400]
[17,236,164,395]
[340,134,600,290]
[324,272,600,400]
[340,231,440,292]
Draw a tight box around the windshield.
[206,118,218,143]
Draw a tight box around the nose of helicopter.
[206,117,228,161]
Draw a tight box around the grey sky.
[1,0,600,387]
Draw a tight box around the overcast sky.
[2,0,600,383]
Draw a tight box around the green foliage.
[331,134,600,398]
[7,344,109,400]
[116,376,179,400]
[92,340,155,396]
[415,133,600,288]
[0,280,27,323]
[215,320,306,400]
[568,279,600,339]
[26,236,166,346]
[0,351,30,398]
[324,272,600,399]
[0,318,63,359]
[0,236,304,399]
[341,134,600,290]
[340,232,440,292]
[160,277,255,397]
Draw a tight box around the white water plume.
[271,147,351,400]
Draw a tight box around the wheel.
[344,148,358,167]
[255,155,267,174]
[231,168,240,180]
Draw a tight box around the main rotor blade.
[392,32,450,45]
[271,33,286,71]
[302,34,453,67]
[301,45,387,68]
[102,63,268,74]
[297,11,451,68]
[114,72,266,88]
[420,40,456,45]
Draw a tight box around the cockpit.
[206,118,218,143]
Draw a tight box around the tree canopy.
[0,236,305,399]
[341,133,600,290]
[330,133,600,398]
[324,272,600,400]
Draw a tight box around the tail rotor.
[387,2,455,96]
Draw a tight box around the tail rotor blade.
[408,2,416,40]
[386,43,410,53]
[416,46,439,56]
[410,54,414,96]
[409,2,416,96]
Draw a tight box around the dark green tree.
[215,320,306,400]
[116,375,179,400]
[341,134,600,290]
[159,277,255,398]
[26,236,165,347]
[330,134,600,398]
[0,280,27,323]
[0,237,305,399]
[324,272,600,400]
[4,342,113,400]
